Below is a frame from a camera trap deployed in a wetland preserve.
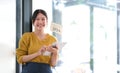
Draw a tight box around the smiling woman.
[16,9,59,73]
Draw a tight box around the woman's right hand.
[37,45,47,56]
[22,45,47,63]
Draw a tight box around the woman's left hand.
[47,45,58,55]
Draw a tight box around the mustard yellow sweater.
[16,32,57,64]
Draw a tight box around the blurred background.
[0,0,120,73]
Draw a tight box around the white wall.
[0,0,16,73]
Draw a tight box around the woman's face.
[33,13,48,31]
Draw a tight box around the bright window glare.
[94,8,117,73]
[54,5,91,73]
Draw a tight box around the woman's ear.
[45,20,48,27]
[32,20,34,25]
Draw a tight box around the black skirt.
[22,62,52,73]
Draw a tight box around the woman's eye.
[36,18,40,20]
[35,18,45,21]
[42,18,45,21]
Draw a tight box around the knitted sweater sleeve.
[16,32,30,64]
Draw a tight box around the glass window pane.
[93,7,117,73]
[53,4,91,73]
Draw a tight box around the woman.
[16,9,59,73]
